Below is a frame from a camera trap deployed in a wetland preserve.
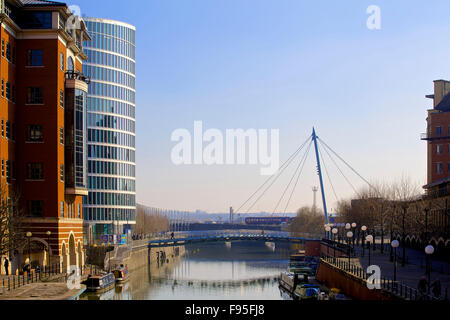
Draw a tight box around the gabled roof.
[20,0,66,6]
[435,92,450,112]
[423,176,450,189]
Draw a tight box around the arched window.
[67,56,74,72]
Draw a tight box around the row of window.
[1,120,15,141]
[86,32,136,61]
[1,79,16,102]
[25,125,65,144]
[26,200,81,219]
[87,176,136,192]
[88,160,135,178]
[88,129,135,148]
[88,145,135,162]
[84,65,135,89]
[85,49,135,74]
[88,97,135,118]
[86,192,136,207]
[85,21,136,45]
[88,113,135,133]
[1,159,14,182]
[24,162,65,181]
[435,144,450,155]
[84,207,136,222]
[436,162,450,175]
[88,81,135,104]
[1,39,16,64]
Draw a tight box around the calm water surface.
[82,242,292,300]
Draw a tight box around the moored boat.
[113,265,130,283]
[85,272,115,293]
[294,283,321,300]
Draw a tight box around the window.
[26,163,44,180]
[27,201,44,217]
[437,145,443,155]
[26,125,43,142]
[1,159,4,177]
[5,82,10,100]
[60,90,64,108]
[1,120,3,137]
[67,57,74,72]
[1,39,4,57]
[5,121,10,139]
[6,43,10,61]
[60,52,64,71]
[437,163,444,175]
[1,79,3,97]
[61,201,64,218]
[78,204,81,219]
[6,161,10,183]
[26,87,43,104]
[436,126,443,135]
[20,12,52,29]
[60,127,64,144]
[26,49,43,66]
[60,164,64,181]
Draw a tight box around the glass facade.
[83,18,136,235]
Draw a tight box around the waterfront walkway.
[350,245,450,297]
[0,283,86,300]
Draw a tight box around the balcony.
[421,132,450,141]
[65,71,90,84]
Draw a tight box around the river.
[81,241,293,300]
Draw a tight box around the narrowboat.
[85,272,115,293]
[294,284,321,300]
[113,265,130,283]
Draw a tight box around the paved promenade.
[0,283,86,300]
[352,244,450,297]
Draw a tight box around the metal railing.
[321,256,447,300]
[0,264,101,294]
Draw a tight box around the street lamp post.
[425,245,435,294]
[346,231,353,267]
[26,232,32,262]
[332,228,338,257]
[366,235,373,266]
[46,231,52,268]
[391,240,400,286]
[361,226,367,257]
[325,226,331,256]
[351,223,357,249]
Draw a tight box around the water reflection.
[82,241,291,300]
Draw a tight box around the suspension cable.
[318,137,378,193]
[317,142,340,204]
[320,139,360,197]
[271,140,313,215]
[282,141,313,215]
[235,134,312,214]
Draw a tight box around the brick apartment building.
[0,0,90,274]
[422,80,450,196]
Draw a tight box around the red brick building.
[422,80,450,196]
[0,0,90,274]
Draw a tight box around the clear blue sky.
[72,0,450,213]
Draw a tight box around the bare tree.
[133,205,170,236]
[0,185,26,261]
[289,206,324,236]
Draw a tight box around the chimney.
[432,80,450,108]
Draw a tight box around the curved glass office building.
[83,18,136,240]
